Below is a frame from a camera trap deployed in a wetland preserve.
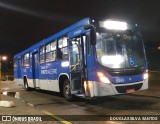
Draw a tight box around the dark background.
[0,0,160,72]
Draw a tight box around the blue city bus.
[14,17,148,100]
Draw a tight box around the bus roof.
[14,17,91,58]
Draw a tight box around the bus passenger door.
[69,36,84,94]
[32,52,39,88]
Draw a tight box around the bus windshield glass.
[96,31,146,69]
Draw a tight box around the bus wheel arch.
[23,76,30,91]
[59,74,73,101]
[59,75,68,93]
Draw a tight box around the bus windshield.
[96,31,146,69]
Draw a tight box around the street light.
[0,55,7,101]
[2,56,7,61]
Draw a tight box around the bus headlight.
[143,73,149,80]
[97,72,110,84]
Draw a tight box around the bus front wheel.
[63,80,73,101]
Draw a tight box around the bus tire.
[24,78,30,91]
[63,79,73,101]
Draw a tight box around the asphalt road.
[1,71,160,123]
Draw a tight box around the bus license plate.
[126,89,135,93]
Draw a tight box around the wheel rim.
[64,84,70,96]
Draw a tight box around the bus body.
[14,17,148,100]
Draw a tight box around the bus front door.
[32,52,39,88]
[69,36,84,94]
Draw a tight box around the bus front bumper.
[86,79,148,98]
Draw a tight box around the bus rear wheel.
[63,80,73,101]
[24,78,30,91]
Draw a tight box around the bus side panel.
[21,66,34,87]
[39,63,49,90]
[38,60,64,92]
[14,58,23,86]
[86,47,96,82]
[56,60,70,91]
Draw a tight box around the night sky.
[0,0,160,60]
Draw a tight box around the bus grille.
[108,69,144,76]
[115,83,143,93]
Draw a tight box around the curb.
[0,100,15,107]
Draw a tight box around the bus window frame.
[22,52,30,67]
[45,40,57,63]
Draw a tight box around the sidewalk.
[0,95,56,124]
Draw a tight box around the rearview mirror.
[84,25,96,45]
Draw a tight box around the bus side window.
[14,58,17,69]
[50,41,56,61]
[57,36,68,60]
[40,46,45,63]
[30,52,32,65]
[45,44,51,62]
[22,53,30,67]
[21,56,24,67]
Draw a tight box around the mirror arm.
[84,25,96,45]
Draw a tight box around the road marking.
[42,110,72,124]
